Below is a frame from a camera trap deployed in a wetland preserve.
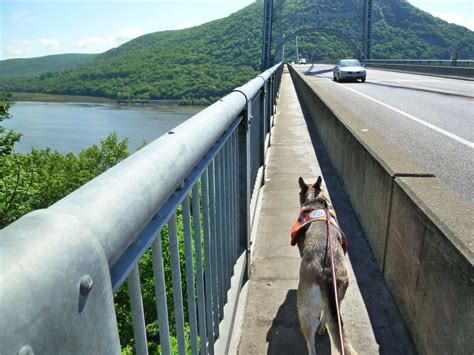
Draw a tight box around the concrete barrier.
[288,65,474,355]
[363,63,474,79]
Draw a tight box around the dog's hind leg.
[297,280,323,355]
[323,280,357,355]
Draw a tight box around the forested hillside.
[0,53,98,78]
[373,0,473,58]
[0,0,472,103]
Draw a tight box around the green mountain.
[0,53,98,79]
[0,0,472,104]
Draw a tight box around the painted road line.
[333,82,474,149]
[369,79,446,83]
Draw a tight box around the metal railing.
[363,59,474,68]
[0,63,283,354]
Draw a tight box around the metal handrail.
[363,59,474,68]
[0,63,284,354]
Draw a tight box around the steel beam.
[262,0,273,70]
[363,0,373,59]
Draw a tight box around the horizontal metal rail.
[0,63,283,354]
[363,59,474,78]
[363,59,474,68]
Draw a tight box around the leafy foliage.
[0,131,129,228]
[371,0,474,59]
[0,92,22,157]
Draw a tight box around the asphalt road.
[295,64,474,203]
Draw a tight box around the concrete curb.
[289,65,474,355]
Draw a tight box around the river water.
[3,101,203,154]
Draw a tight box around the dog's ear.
[298,177,307,191]
[313,176,322,190]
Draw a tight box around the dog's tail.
[323,278,357,355]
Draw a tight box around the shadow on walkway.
[266,290,333,355]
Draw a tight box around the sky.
[408,0,473,30]
[1,0,473,60]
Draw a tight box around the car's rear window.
[340,60,361,67]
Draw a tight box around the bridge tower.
[262,0,273,70]
[264,0,373,64]
[362,0,373,59]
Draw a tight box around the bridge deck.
[231,67,414,354]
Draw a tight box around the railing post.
[262,82,269,157]
[168,213,186,354]
[151,232,171,354]
[270,75,275,117]
[201,169,215,354]
[128,266,149,355]
[238,103,252,279]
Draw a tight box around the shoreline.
[12,92,114,104]
[11,92,205,107]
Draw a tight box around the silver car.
[333,59,366,82]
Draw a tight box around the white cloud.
[433,12,474,30]
[77,36,107,49]
[11,10,28,20]
[4,38,62,58]
[5,40,34,56]
[113,28,145,45]
[39,37,60,49]
[77,28,145,50]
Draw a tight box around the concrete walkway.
[232,67,380,354]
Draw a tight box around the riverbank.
[11,92,209,107]
[12,92,115,104]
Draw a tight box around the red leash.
[326,208,345,355]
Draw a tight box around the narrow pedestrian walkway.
[233,67,379,354]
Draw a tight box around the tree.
[0,92,22,156]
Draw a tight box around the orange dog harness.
[290,208,347,254]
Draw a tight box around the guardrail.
[363,59,474,78]
[364,59,474,68]
[0,63,283,354]
[288,64,474,355]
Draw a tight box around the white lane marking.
[369,79,445,83]
[333,82,474,149]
